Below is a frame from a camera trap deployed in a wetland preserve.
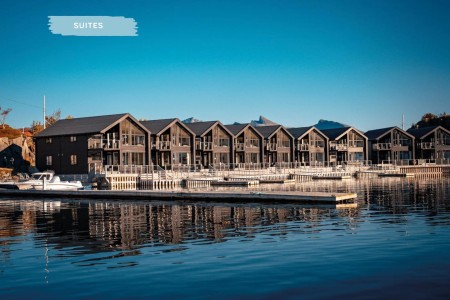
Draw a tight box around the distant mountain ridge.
[250,116,279,127]
[182,117,202,124]
[314,119,349,130]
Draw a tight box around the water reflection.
[0,200,358,254]
[0,177,449,258]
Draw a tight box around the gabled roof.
[365,126,415,140]
[287,126,327,140]
[141,118,195,136]
[185,121,233,137]
[321,127,367,140]
[255,125,293,139]
[225,123,264,138]
[407,125,450,139]
[34,113,149,137]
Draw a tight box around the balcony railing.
[419,142,435,149]
[88,140,102,149]
[298,144,309,151]
[278,141,290,148]
[235,143,245,151]
[159,141,171,150]
[203,142,213,150]
[331,144,348,151]
[267,143,277,151]
[103,139,120,149]
[348,141,365,148]
[373,143,392,150]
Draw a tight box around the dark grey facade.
[185,121,233,167]
[141,118,195,168]
[288,126,328,165]
[34,113,150,174]
[225,124,264,164]
[321,127,368,164]
[407,126,450,161]
[255,125,294,164]
[366,126,415,164]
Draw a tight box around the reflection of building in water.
[86,203,358,249]
[4,177,448,252]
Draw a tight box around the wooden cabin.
[34,113,151,174]
[185,121,233,167]
[321,127,368,164]
[225,124,264,165]
[407,126,450,162]
[254,125,294,165]
[140,118,195,168]
[365,126,415,165]
[287,126,328,166]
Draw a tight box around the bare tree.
[0,107,12,129]
[45,109,61,127]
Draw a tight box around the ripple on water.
[1,177,450,299]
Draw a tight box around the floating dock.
[0,189,358,204]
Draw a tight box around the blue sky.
[1,0,449,131]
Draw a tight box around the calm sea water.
[1,177,450,299]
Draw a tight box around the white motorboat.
[15,171,83,191]
[16,171,55,190]
[32,176,83,191]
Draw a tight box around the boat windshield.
[30,173,52,180]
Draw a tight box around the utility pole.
[43,95,46,129]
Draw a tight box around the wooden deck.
[0,189,358,204]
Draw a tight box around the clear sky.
[1,0,449,131]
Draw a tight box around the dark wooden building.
[407,126,450,161]
[287,126,328,165]
[365,127,415,164]
[185,121,233,167]
[254,125,294,165]
[225,124,264,164]
[141,118,195,168]
[34,113,151,174]
[321,127,368,164]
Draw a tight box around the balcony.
[267,143,277,151]
[373,143,392,151]
[278,141,290,149]
[203,142,213,150]
[298,144,309,151]
[88,139,102,149]
[235,143,245,151]
[331,144,348,151]
[419,142,435,149]
[103,139,120,150]
[159,141,171,150]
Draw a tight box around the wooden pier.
[0,189,358,204]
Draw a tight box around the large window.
[173,152,190,165]
[277,132,290,148]
[46,155,52,166]
[122,152,145,165]
[214,153,229,164]
[121,119,145,146]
